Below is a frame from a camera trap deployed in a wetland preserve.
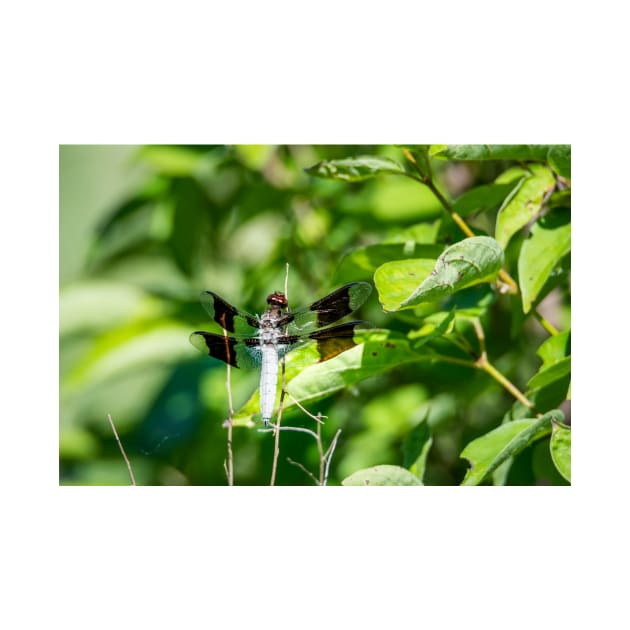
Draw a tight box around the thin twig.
[107,414,136,486]
[317,418,325,484]
[270,263,291,486]
[223,328,235,486]
[323,429,342,486]
[262,424,320,441]
[286,457,320,485]
[471,318,487,362]
[286,392,326,423]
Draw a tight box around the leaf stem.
[471,318,537,412]
[426,319,537,413]
[533,310,560,336]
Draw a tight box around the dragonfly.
[190,281,372,426]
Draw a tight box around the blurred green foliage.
[59,144,570,485]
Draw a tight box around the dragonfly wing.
[277,320,369,363]
[281,282,372,334]
[199,290,260,335]
[190,331,262,369]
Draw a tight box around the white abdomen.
[260,345,279,426]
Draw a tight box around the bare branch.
[286,457,319,485]
[286,392,326,424]
[107,414,137,486]
[223,327,235,486]
[271,263,291,485]
[323,429,342,486]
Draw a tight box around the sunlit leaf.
[341,465,423,486]
[305,156,406,182]
[374,259,437,311]
[518,208,571,312]
[460,410,562,486]
[495,164,556,249]
[527,356,571,390]
[550,422,571,482]
[376,236,503,310]
[537,331,571,369]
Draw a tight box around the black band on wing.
[307,282,371,327]
[205,291,258,333]
[191,331,240,367]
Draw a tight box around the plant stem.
[471,317,537,412]
[270,262,291,486]
[223,330,235,486]
[270,362,286,486]
[478,359,537,412]
[533,310,560,336]
[107,414,137,486]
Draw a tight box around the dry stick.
[107,414,136,486]
[287,392,326,423]
[286,457,320,485]
[316,418,325,484]
[323,429,342,486]
[270,263,291,486]
[223,328,235,486]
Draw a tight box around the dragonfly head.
[266,291,288,308]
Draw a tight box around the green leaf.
[518,208,571,312]
[495,164,556,249]
[460,410,562,485]
[537,330,571,369]
[527,356,571,390]
[550,423,571,482]
[430,144,570,175]
[546,188,571,210]
[337,243,443,282]
[547,146,571,179]
[304,156,406,182]
[402,417,432,482]
[376,236,504,310]
[341,465,423,486]
[408,309,456,347]
[452,183,517,217]
[374,258,437,311]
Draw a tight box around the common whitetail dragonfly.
[190,281,372,426]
